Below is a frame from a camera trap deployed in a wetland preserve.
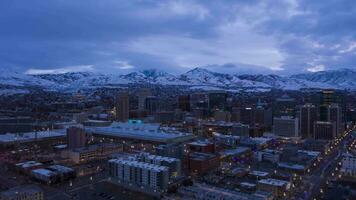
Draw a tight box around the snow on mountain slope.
[237,74,333,90]
[291,68,356,89]
[0,69,55,87]
[0,68,355,93]
[180,68,269,88]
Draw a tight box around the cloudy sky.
[0,0,355,75]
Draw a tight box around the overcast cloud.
[0,0,355,75]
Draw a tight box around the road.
[305,125,355,200]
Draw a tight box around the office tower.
[137,88,152,111]
[137,153,181,177]
[208,91,227,111]
[108,159,169,191]
[145,96,159,115]
[255,106,273,128]
[299,104,318,139]
[273,116,299,137]
[213,110,231,122]
[231,123,250,137]
[313,121,336,140]
[190,93,209,119]
[239,107,255,125]
[328,104,343,136]
[273,94,297,117]
[178,95,190,112]
[67,126,86,149]
[320,89,336,121]
[116,92,129,122]
[190,93,208,110]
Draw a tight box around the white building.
[341,152,356,177]
[108,158,169,192]
[273,116,299,137]
[137,153,181,178]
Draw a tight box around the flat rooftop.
[0,185,42,198]
[109,159,168,172]
[86,122,194,143]
[0,129,66,144]
[219,147,250,157]
[258,178,290,187]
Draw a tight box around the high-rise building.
[178,95,190,112]
[320,89,336,121]
[67,126,86,149]
[208,91,227,111]
[327,104,343,136]
[313,121,336,140]
[137,88,152,111]
[145,96,159,115]
[108,158,169,192]
[299,104,317,139]
[231,123,250,137]
[190,93,208,110]
[213,110,231,122]
[273,116,299,137]
[116,92,129,122]
[273,94,297,117]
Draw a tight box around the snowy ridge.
[0,67,355,95]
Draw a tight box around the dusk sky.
[0,0,355,75]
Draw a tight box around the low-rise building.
[257,178,290,198]
[178,183,272,200]
[137,153,181,178]
[108,158,169,193]
[256,149,281,163]
[188,152,220,174]
[0,185,44,200]
[62,143,123,163]
[341,152,356,177]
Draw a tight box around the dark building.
[145,96,159,115]
[320,89,336,121]
[299,104,318,139]
[116,92,129,122]
[67,126,86,149]
[313,121,336,140]
[208,91,227,111]
[178,95,191,112]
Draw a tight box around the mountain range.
[0,68,355,95]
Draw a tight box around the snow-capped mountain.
[237,74,332,90]
[291,68,356,89]
[0,68,355,95]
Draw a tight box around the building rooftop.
[109,158,169,172]
[0,185,42,198]
[278,162,306,170]
[258,178,290,187]
[48,165,74,173]
[189,152,217,161]
[140,153,179,163]
[31,168,57,177]
[180,183,266,200]
[16,161,43,169]
[0,129,66,144]
[249,170,269,177]
[219,147,250,157]
[86,122,194,143]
